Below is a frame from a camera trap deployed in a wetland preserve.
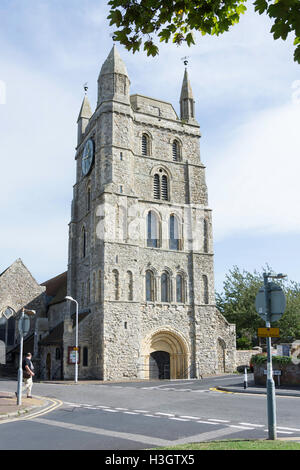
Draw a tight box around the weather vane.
[83,82,88,94]
[181,56,189,67]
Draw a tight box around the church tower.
[65,46,236,380]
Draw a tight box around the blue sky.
[0,0,299,293]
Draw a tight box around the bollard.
[244,366,248,389]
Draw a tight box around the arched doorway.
[149,351,170,379]
[142,328,189,379]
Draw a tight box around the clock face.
[82,139,94,176]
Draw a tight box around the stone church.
[0,46,236,381]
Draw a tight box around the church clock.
[82,139,94,176]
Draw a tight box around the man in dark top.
[18,352,35,398]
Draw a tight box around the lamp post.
[65,296,79,383]
[17,308,36,406]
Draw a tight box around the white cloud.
[208,100,300,241]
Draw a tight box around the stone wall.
[254,363,300,386]
[236,349,262,368]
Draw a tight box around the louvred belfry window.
[161,175,168,200]
[153,170,169,201]
[153,174,160,199]
[142,134,149,156]
[172,140,180,161]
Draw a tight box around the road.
[1,375,300,450]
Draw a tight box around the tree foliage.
[107,0,300,63]
[216,266,300,348]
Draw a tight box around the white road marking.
[239,422,265,428]
[196,420,219,425]
[277,426,300,432]
[229,425,255,430]
[208,418,230,423]
[169,418,190,422]
[62,402,300,437]
[179,416,201,420]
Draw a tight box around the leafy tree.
[273,280,300,342]
[216,266,265,347]
[107,0,300,63]
[216,265,300,349]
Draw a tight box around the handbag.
[23,370,31,379]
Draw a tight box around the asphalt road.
[1,375,300,450]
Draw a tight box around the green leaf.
[253,0,268,14]
[294,44,300,64]
[186,32,195,46]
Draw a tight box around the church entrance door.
[149,351,170,379]
[141,329,189,380]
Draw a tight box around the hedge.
[251,354,292,366]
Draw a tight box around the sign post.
[16,309,35,406]
[255,272,286,440]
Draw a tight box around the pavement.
[216,378,300,397]
[0,391,51,421]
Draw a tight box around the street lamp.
[65,296,79,383]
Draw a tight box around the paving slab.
[0,391,47,420]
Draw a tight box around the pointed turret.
[97,45,130,106]
[180,68,196,123]
[77,92,92,144]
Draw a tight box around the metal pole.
[75,300,78,384]
[17,309,24,406]
[263,273,277,440]
[244,366,248,389]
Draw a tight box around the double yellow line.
[0,397,63,424]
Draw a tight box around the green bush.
[236,336,253,350]
[251,354,292,366]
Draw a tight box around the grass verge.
[157,439,300,450]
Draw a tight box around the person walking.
[16,352,35,398]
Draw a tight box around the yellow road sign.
[258,327,280,338]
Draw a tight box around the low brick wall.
[254,363,300,386]
[236,349,262,368]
